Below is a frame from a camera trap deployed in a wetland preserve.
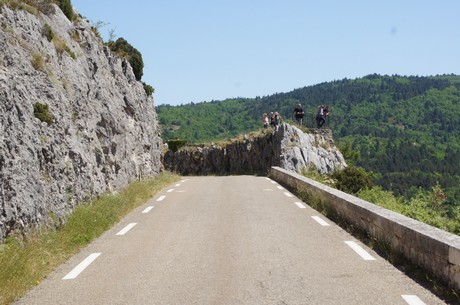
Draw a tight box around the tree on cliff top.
[56,0,74,20]
[108,37,144,81]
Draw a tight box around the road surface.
[15,176,446,305]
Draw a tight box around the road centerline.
[311,215,330,226]
[62,253,101,280]
[116,223,137,236]
[401,295,426,305]
[344,241,376,261]
[142,206,154,214]
[294,202,306,209]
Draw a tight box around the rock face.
[0,5,163,242]
[164,123,346,175]
[280,124,346,173]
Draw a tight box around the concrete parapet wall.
[270,166,460,292]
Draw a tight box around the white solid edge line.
[294,202,306,209]
[156,195,166,202]
[311,215,330,226]
[344,241,376,261]
[62,253,101,280]
[142,206,154,214]
[284,192,293,197]
[116,223,137,236]
[401,295,426,305]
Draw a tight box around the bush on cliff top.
[56,0,73,20]
[108,37,144,81]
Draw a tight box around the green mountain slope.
[156,74,460,204]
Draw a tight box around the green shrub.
[359,185,460,235]
[300,165,331,185]
[33,102,53,125]
[167,139,189,152]
[108,37,144,81]
[142,82,154,96]
[58,0,73,21]
[331,165,373,195]
[31,52,45,71]
[52,36,76,60]
[42,23,54,41]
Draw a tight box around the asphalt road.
[15,176,446,305]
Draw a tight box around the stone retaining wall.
[270,166,460,292]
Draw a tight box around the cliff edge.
[0,4,163,242]
[164,123,347,175]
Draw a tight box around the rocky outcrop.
[280,124,346,173]
[164,124,346,175]
[0,5,163,242]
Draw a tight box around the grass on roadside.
[0,171,180,305]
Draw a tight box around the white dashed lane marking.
[156,195,166,202]
[277,186,284,190]
[344,241,376,261]
[142,206,154,214]
[294,202,306,209]
[311,215,330,226]
[62,253,101,280]
[167,189,174,193]
[116,223,137,236]
[284,192,293,198]
[401,295,426,305]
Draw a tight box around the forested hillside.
[156,74,460,205]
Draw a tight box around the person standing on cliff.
[293,104,305,126]
[269,112,275,128]
[316,105,329,128]
[274,112,282,131]
[262,113,269,129]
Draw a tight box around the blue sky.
[72,0,460,106]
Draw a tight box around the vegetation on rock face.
[0,0,74,18]
[108,37,144,81]
[142,82,154,97]
[33,102,53,125]
[41,23,54,41]
[31,52,45,71]
[56,0,73,20]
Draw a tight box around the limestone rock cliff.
[280,124,346,173]
[164,124,346,175]
[0,5,163,241]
